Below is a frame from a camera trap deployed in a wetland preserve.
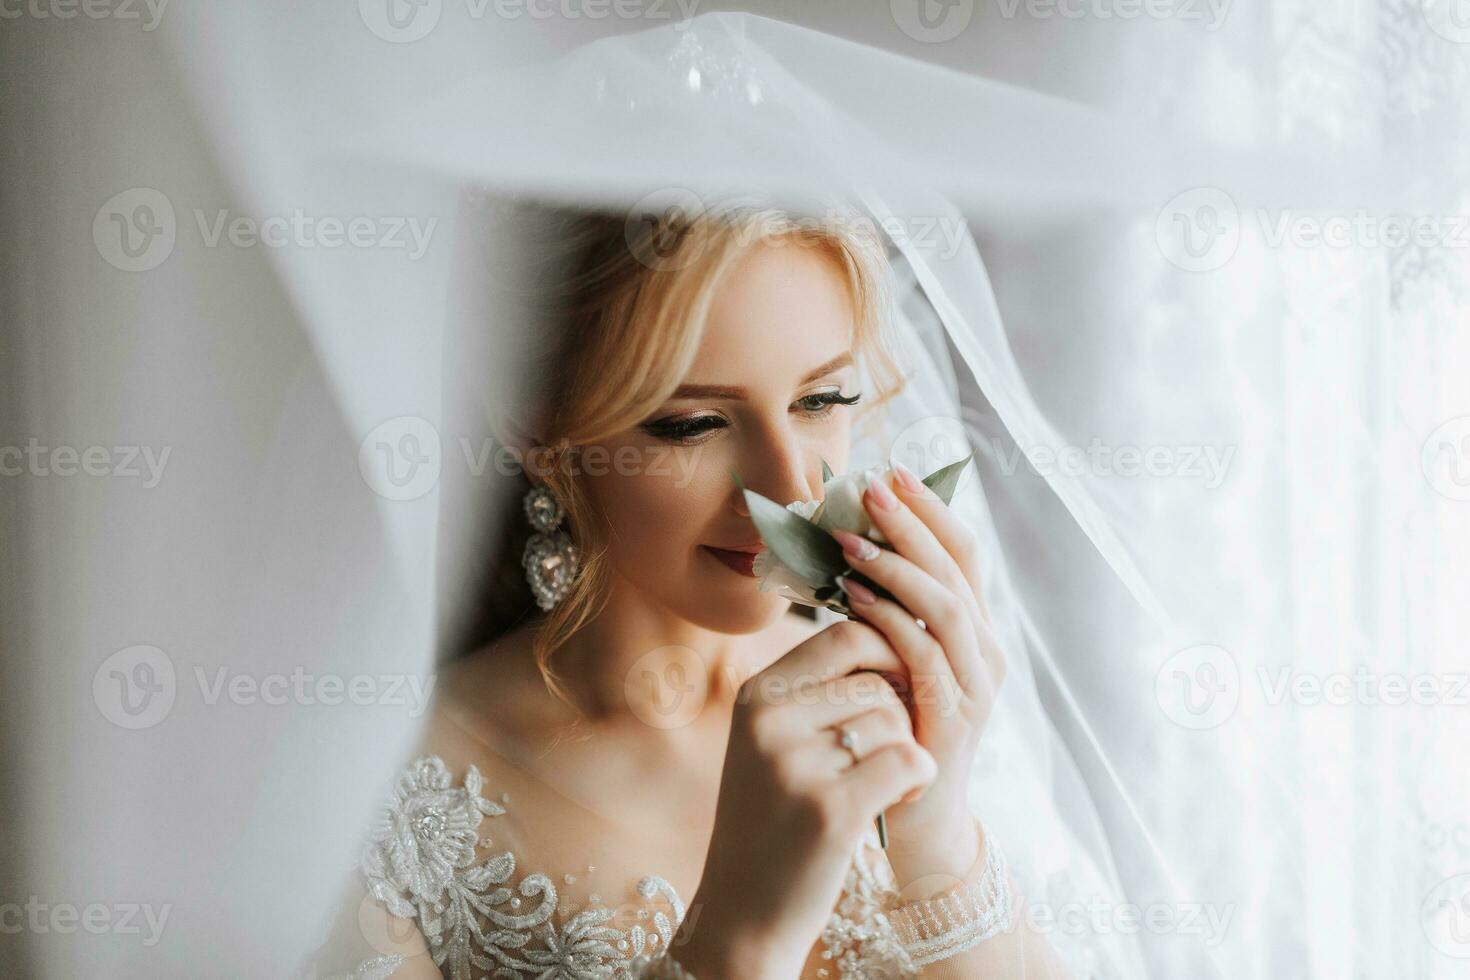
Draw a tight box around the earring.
[522,484,580,611]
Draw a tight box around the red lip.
[702,545,763,577]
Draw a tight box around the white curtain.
[972,4,1470,976]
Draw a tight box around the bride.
[330,203,1077,979]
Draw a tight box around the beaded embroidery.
[361,756,682,979]
[886,834,1014,967]
[359,756,937,979]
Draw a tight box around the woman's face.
[582,240,861,634]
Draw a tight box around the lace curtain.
[971,1,1470,974]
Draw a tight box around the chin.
[681,583,790,635]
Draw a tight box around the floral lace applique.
[821,838,920,979]
[360,756,681,979]
[324,954,408,980]
[359,756,918,980]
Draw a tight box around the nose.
[731,422,817,517]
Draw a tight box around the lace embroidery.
[359,757,930,979]
[583,15,811,133]
[360,756,680,979]
[325,955,407,980]
[822,837,920,979]
[886,835,1013,967]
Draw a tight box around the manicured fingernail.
[838,576,877,604]
[892,460,925,496]
[864,470,899,511]
[833,529,881,561]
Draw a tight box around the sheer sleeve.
[884,820,1075,980]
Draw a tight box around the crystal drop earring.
[522,484,580,611]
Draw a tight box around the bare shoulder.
[350,631,549,978]
[416,622,553,777]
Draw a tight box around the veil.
[7,6,1463,979]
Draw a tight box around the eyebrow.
[670,351,855,401]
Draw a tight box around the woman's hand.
[829,461,1007,891]
[677,621,938,980]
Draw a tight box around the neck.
[546,576,788,734]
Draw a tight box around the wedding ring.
[914,617,927,632]
[837,725,861,764]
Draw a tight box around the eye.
[794,389,862,418]
[639,413,728,445]
[638,389,861,445]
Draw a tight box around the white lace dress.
[353,755,930,980]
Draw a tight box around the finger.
[860,468,976,617]
[837,592,961,732]
[889,461,993,624]
[762,619,905,689]
[784,702,916,780]
[833,542,983,697]
[970,598,1009,698]
[780,671,908,730]
[839,739,937,817]
[825,704,915,764]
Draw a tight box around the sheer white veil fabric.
[0,11,1200,980]
[8,6,1463,980]
[361,18,1179,972]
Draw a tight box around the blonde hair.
[477,200,908,732]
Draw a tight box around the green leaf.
[740,485,848,584]
[821,458,835,483]
[922,452,975,506]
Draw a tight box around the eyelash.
[641,390,862,444]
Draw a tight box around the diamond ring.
[837,725,861,764]
[914,617,927,632]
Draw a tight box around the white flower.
[752,462,895,607]
[805,462,893,547]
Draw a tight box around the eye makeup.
[639,388,862,445]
